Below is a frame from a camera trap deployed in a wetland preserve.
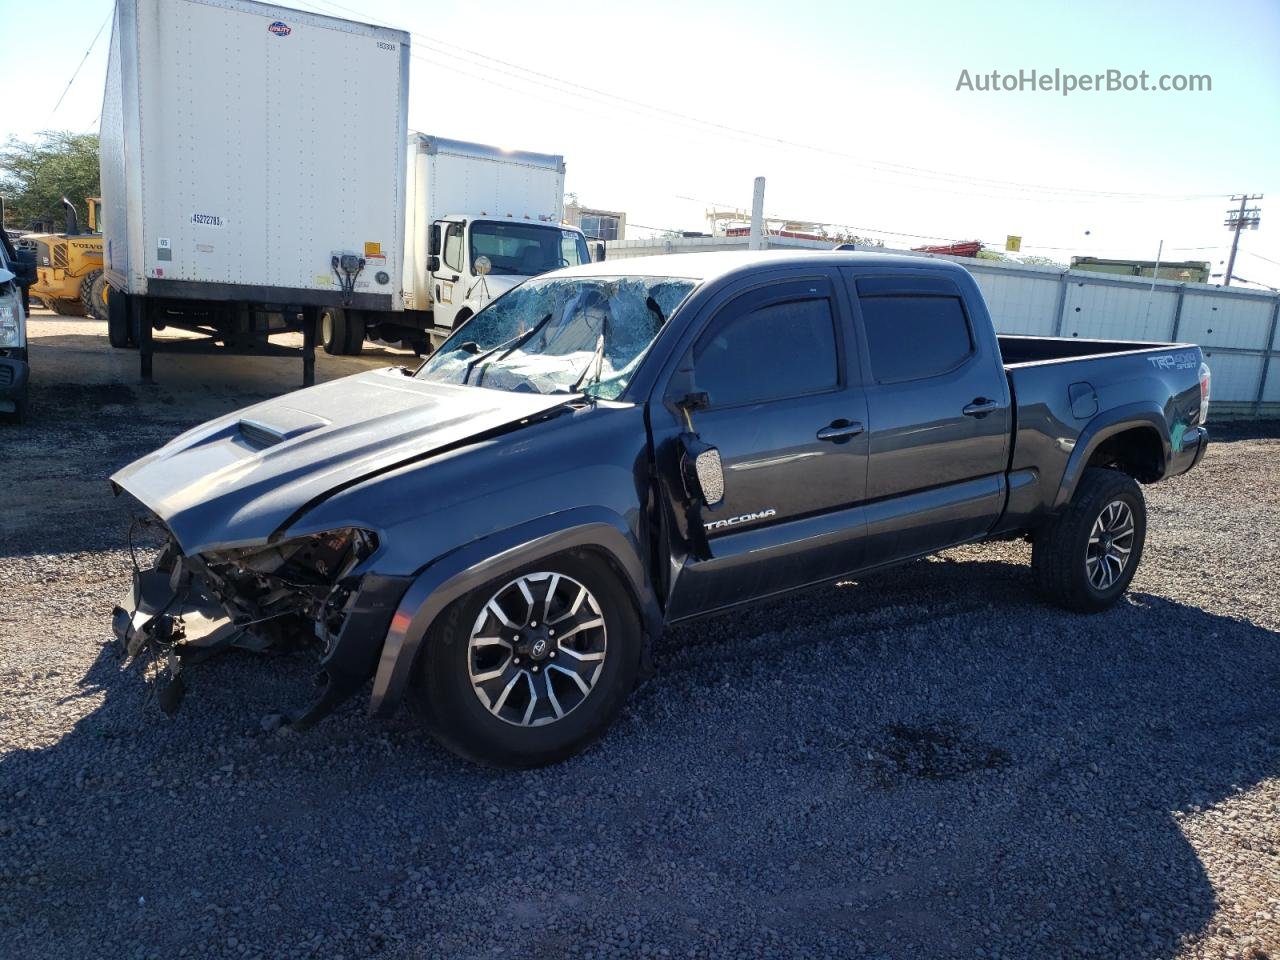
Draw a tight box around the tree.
[0,131,101,232]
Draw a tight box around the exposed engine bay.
[113,516,385,725]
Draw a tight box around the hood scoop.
[237,408,331,450]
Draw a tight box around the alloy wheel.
[468,572,608,727]
[1085,499,1136,590]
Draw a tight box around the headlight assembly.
[0,297,20,347]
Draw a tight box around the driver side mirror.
[594,242,606,263]
[679,433,724,508]
[428,223,442,257]
[675,391,723,508]
[427,255,440,273]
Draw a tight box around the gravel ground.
[2,313,1278,960]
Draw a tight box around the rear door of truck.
[841,270,1012,561]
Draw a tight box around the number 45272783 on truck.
[110,251,1210,767]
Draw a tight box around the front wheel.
[1032,467,1147,613]
[410,551,642,768]
[80,270,108,322]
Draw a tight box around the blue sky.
[3,0,1278,287]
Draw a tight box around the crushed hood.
[112,367,571,554]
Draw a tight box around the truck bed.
[997,334,1181,366]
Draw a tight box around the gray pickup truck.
[112,251,1210,767]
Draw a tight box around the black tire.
[107,289,133,348]
[1032,467,1146,613]
[410,550,642,768]
[80,270,108,322]
[320,307,365,355]
[49,297,86,317]
[320,307,346,355]
[343,310,366,355]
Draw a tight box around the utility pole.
[748,177,766,251]
[1223,194,1263,286]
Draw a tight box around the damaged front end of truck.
[104,366,579,724]
[113,517,409,727]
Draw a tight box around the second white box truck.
[100,0,410,383]
[321,134,596,355]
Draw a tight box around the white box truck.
[100,0,409,384]
[320,134,597,356]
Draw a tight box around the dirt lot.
[2,311,1278,960]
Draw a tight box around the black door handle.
[816,420,865,442]
[962,398,1000,417]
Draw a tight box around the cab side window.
[693,296,839,408]
[443,222,464,272]
[857,288,973,382]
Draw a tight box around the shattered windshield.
[416,275,697,399]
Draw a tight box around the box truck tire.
[320,307,365,356]
[107,289,135,349]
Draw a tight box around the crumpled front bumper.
[111,566,238,659]
[111,553,413,728]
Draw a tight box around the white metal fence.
[605,234,1280,418]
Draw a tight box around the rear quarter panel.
[1000,345,1204,529]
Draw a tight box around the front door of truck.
[430,219,465,329]
[844,272,1011,563]
[664,273,869,619]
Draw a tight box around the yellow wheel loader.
[28,198,107,321]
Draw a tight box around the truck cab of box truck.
[317,135,596,357]
[332,134,592,355]
[424,214,593,336]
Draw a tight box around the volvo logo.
[531,638,547,657]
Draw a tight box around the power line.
[50,12,111,120]
[294,0,1229,205]
[1242,250,1280,268]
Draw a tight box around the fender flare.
[1052,402,1171,509]
[368,506,660,716]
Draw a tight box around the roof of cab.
[556,249,970,285]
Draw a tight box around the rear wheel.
[320,307,366,355]
[344,310,366,355]
[1032,467,1146,612]
[107,289,133,348]
[80,270,108,321]
[411,552,642,768]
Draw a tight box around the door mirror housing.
[679,433,724,508]
[428,222,442,257]
[675,390,723,507]
[427,254,440,273]
[593,242,606,263]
